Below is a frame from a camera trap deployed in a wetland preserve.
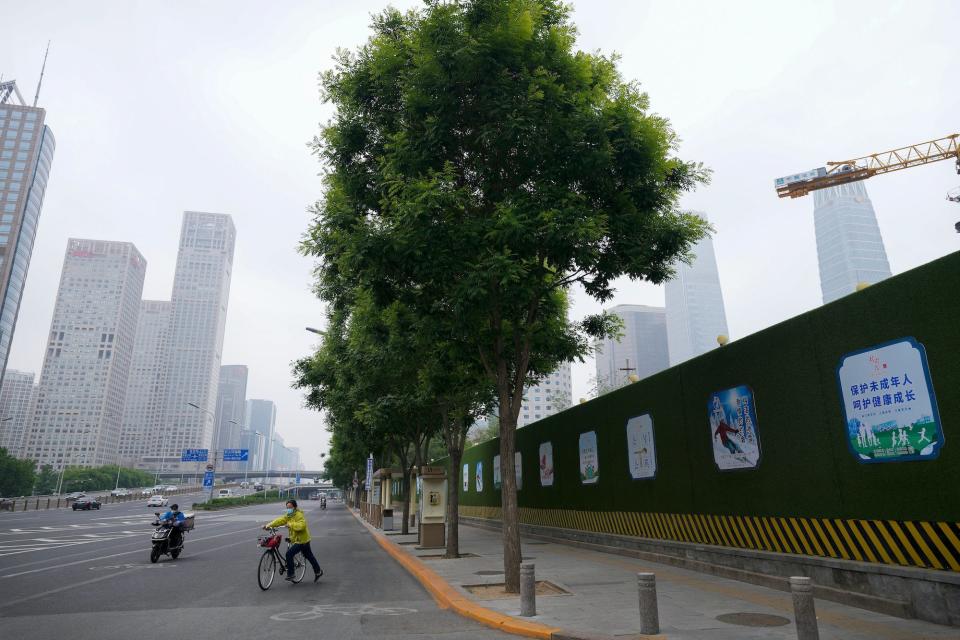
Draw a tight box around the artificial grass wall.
[457,250,960,522]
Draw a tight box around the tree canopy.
[301,0,709,590]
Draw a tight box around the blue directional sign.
[222,448,249,462]
[295,472,301,485]
[203,471,215,488]
[181,448,209,462]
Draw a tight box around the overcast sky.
[2,0,957,469]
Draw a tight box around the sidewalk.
[361,514,960,640]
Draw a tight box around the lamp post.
[187,402,219,502]
[244,430,265,491]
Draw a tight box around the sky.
[1,0,957,469]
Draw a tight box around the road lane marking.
[0,525,261,577]
[0,536,255,609]
[270,604,418,621]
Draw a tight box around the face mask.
[285,508,294,516]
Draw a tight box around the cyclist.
[158,503,186,549]
[264,499,322,582]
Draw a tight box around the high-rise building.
[239,427,266,473]
[0,369,36,455]
[665,223,729,366]
[214,365,248,465]
[23,240,145,469]
[0,81,56,388]
[813,182,892,304]
[159,212,235,464]
[246,399,276,471]
[119,300,170,467]
[594,305,669,392]
[517,362,572,427]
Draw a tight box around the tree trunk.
[445,447,462,558]
[499,401,521,592]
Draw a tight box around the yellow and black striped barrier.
[459,506,960,573]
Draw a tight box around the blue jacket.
[160,510,185,524]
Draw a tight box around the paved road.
[0,498,502,639]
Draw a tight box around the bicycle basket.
[258,534,282,549]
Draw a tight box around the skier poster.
[837,337,943,463]
[708,385,761,470]
[475,461,484,492]
[493,455,501,489]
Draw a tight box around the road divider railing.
[0,485,209,512]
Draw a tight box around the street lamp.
[305,327,324,335]
[244,430,265,491]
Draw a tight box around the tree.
[0,447,35,497]
[309,0,708,591]
[33,465,58,495]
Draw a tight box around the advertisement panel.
[837,337,943,463]
[493,455,501,489]
[578,431,599,484]
[539,442,554,486]
[475,461,484,492]
[463,463,469,491]
[626,414,656,479]
[708,385,761,470]
[515,452,523,490]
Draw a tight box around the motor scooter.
[150,511,194,562]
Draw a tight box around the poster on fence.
[708,385,761,470]
[475,461,484,492]
[626,414,657,479]
[493,455,501,489]
[837,337,943,463]
[578,431,599,484]
[515,451,523,490]
[462,463,469,491]
[539,442,554,486]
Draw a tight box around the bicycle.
[257,527,306,590]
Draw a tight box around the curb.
[348,508,667,640]
[348,507,560,639]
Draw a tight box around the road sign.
[181,448,209,462]
[222,448,249,462]
[364,454,373,491]
[202,471,215,488]
[295,472,301,485]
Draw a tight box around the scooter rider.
[264,499,322,582]
[159,504,186,549]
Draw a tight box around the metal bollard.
[790,576,819,640]
[637,572,660,635]
[520,563,536,617]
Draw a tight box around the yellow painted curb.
[348,507,561,639]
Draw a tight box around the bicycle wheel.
[292,552,307,583]
[258,550,277,590]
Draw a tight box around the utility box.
[418,466,447,548]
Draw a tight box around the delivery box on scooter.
[181,512,196,531]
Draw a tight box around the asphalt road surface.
[0,497,502,639]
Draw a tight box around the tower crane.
[774,133,959,199]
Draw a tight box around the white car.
[146,495,168,507]
[111,488,130,497]
[140,488,154,496]
[164,485,177,491]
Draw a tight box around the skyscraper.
[813,181,892,304]
[665,224,729,366]
[215,365,248,463]
[0,80,56,388]
[119,300,170,467]
[0,369,36,455]
[160,212,235,463]
[23,240,145,469]
[594,305,669,392]
[517,362,572,427]
[246,399,276,471]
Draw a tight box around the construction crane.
[774,133,960,199]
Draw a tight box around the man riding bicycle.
[264,499,322,582]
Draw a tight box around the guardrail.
[0,485,206,512]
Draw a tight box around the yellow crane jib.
[775,134,960,199]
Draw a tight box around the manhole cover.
[716,612,791,627]
[474,570,504,576]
